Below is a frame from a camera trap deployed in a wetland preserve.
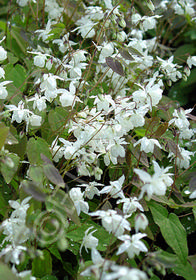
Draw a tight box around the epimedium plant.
[0,0,196,279]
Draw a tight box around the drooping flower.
[134,160,173,199]
[69,187,89,215]
[99,175,125,199]
[90,209,131,237]
[117,197,144,216]
[104,265,147,280]
[135,214,149,233]
[116,233,148,258]
[80,226,98,253]
[134,136,162,153]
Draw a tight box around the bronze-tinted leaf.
[187,113,196,121]
[21,180,46,202]
[119,48,134,61]
[41,153,53,165]
[153,123,169,138]
[41,154,65,188]
[0,122,9,150]
[43,164,65,188]
[106,57,125,76]
[166,139,183,159]
[189,176,196,192]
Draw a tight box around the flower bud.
[118,18,126,28]
[117,31,127,42]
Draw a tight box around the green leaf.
[32,250,52,278]
[153,250,196,279]
[28,165,44,184]
[48,107,69,133]
[7,51,19,64]
[174,44,195,64]
[148,201,168,226]
[188,255,196,273]
[10,27,27,54]
[0,191,8,216]
[164,213,188,264]
[149,202,188,264]
[48,244,63,262]
[5,63,27,92]
[173,259,196,280]
[0,122,9,150]
[6,134,27,159]
[1,153,20,184]
[46,189,80,226]
[27,137,52,165]
[0,263,19,280]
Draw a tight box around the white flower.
[79,181,102,199]
[98,42,114,63]
[34,54,48,68]
[81,248,114,279]
[93,94,116,113]
[104,265,147,280]
[12,266,36,280]
[9,197,31,220]
[80,226,98,253]
[53,33,77,53]
[117,233,148,258]
[35,20,53,42]
[16,0,28,7]
[131,13,142,25]
[58,82,80,107]
[0,81,12,99]
[5,101,30,123]
[29,114,42,126]
[176,148,194,169]
[74,17,96,38]
[134,161,173,199]
[0,197,31,246]
[189,190,196,199]
[0,66,5,78]
[93,166,103,181]
[117,197,144,216]
[0,45,7,61]
[40,73,63,102]
[90,209,131,237]
[99,175,125,199]
[141,15,161,31]
[157,56,182,82]
[28,93,47,112]
[171,108,192,130]
[134,137,162,153]
[135,214,148,233]
[69,187,89,215]
[0,245,27,265]
[45,0,64,21]
[50,137,65,162]
[132,81,163,109]
[107,138,127,159]
[187,56,196,68]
